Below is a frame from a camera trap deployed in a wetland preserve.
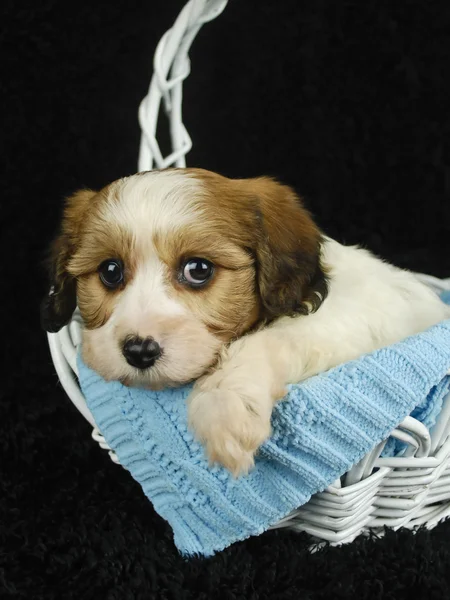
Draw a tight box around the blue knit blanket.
[78,317,450,557]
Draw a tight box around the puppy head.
[41,169,327,388]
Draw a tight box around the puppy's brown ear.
[41,189,96,333]
[248,178,328,320]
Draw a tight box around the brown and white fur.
[41,168,449,476]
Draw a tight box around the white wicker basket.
[47,0,450,546]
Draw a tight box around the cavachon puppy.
[41,168,449,475]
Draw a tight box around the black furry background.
[2,1,450,598]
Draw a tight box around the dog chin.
[117,370,197,391]
[119,376,165,390]
[119,378,165,390]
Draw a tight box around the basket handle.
[138,0,228,172]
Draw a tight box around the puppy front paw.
[188,386,272,477]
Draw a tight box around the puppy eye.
[98,259,124,289]
[182,258,214,286]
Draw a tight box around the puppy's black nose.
[122,336,161,370]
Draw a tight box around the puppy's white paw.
[188,386,272,477]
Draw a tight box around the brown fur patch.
[64,185,142,330]
[67,218,135,277]
[173,264,259,340]
[41,184,139,332]
[76,273,122,330]
[152,168,327,341]
[154,227,258,340]
[41,189,98,332]
[183,168,328,321]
